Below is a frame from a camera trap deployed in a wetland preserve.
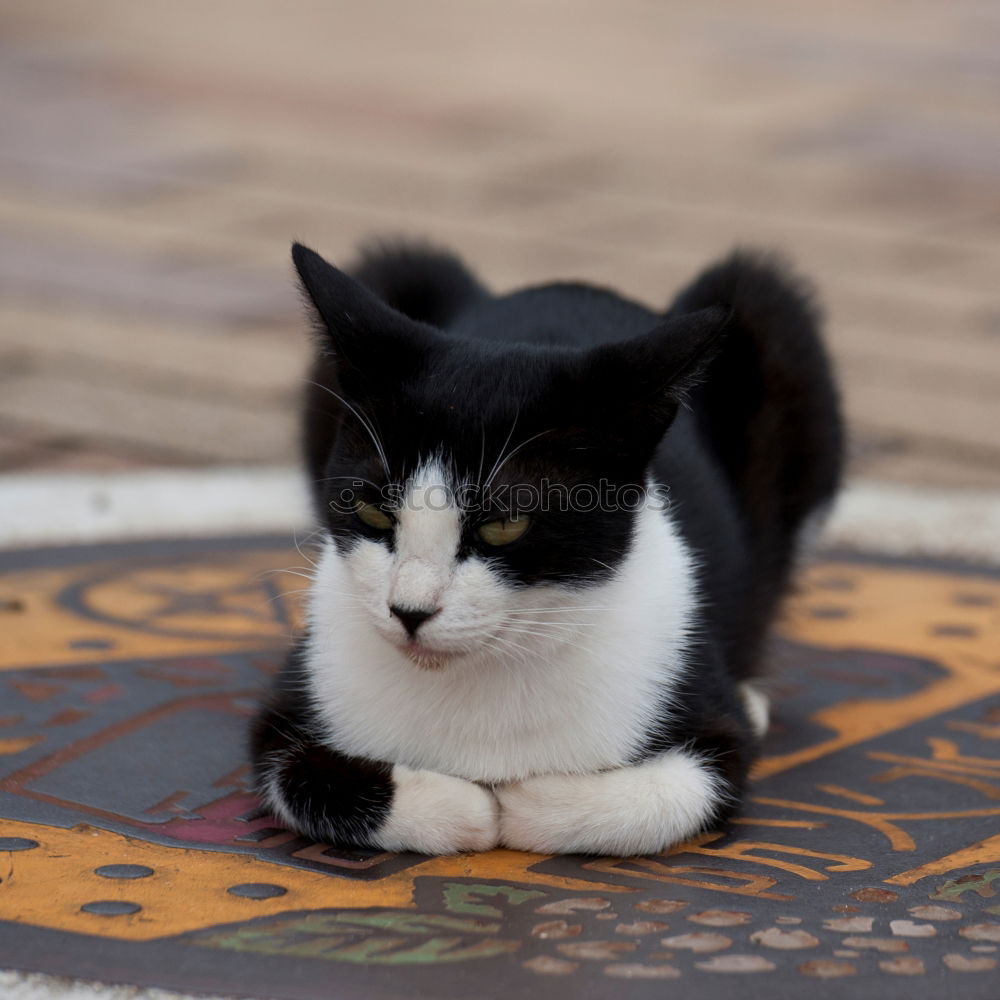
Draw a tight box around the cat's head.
[294,244,725,667]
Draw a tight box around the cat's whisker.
[502,617,591,626]
[489,631,537,668]
[503,605,613,613]
[270,569,317,584]
[314,589,362,599]
[501,621,594,634]
[504,611,602,626]
[270,586,313,599]
[497,623,607,660]
[292,532,321,571]
[590,558,617,574]
[257,565,316,580]
[306,379,391,479]
[475,422,486,492]
[266,587,314,606]
[481,408,519,492]
[482,425,557,495]
[495,623,586,647]
[500,611,594,627]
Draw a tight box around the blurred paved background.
[1,0,998,486]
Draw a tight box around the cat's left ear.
[585,305,730,446]
[292,243,439,388]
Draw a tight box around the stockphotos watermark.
[328,479,671,515]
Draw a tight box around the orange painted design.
[815,785,886,806]
[752,797,1000,853]
[947,719,1000,740]
[583,857,794,901]
[673,833,872,881]
[730,818,824,829]
[0,552,304,671]
[886,833,1000,886]
[0,736,42,755]
[0,819,630,941]
[760,562,1000,778]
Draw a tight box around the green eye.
[477,515,531,547]
[355,501,394,531]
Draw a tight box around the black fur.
[350,240,488,327]
[251,239,843,851]
[250,643,393,845]
[669,251,843,677]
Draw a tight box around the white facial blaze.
[332,458,507,657]
[388,462,461,613]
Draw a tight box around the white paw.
[498,752,720,856]
[374,766,499,854]
[739,682,770,739]
[497,775,576,853]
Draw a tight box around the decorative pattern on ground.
[0,537,998,1000]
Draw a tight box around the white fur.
[346,461,509,659]
[375,765,499,853]
[305,467,699,785]
[259,750,499,853]
[739,682,770,739]
[497,749,721,855]
[388,464,462,613]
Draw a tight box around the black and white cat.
[250,241,842,855]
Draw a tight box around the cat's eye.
[355,501,394,531]
[477,515,531,547]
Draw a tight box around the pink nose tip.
[389,604,440,637]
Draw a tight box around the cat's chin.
[398,640,464,671]
[369,621,473,669]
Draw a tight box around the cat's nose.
[389,604,440,637]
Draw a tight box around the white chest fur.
[304,505,698,784]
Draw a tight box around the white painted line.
[0,468,998,566]
[822,479,1000,567]
[0,467,310,549]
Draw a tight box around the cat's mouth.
[400,639,461,670]
[373,618,469,668]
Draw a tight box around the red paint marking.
[147,792,280,844]
[10,680,65,701]
[85,683,123,704]
[44,708,90,726]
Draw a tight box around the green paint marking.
[322,935,518,965]
[442,882,546,918]
[932,869,1000,905]
[332,911,500,935]
[192,906,521,964]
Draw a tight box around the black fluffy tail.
[669,249,843,579]
[350,241,488,329]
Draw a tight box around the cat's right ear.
[292,243,436,384]
[582,305,730,451]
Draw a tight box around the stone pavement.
[1,0,998,485]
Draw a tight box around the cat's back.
[446,283,656,350]
[349,242,657,350]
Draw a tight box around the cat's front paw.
[496,775,581,854]
[497,753,723,855]
[374,766,499,854]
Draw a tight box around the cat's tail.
[349,240,489,329]
[667,249,844,569]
